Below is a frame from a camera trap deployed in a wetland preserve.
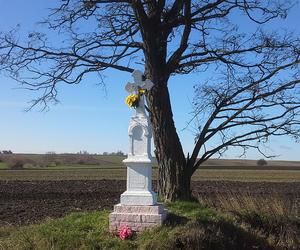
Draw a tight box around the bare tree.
[0,0,300,201]
[257,159,268,167]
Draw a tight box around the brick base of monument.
[109,203,167,232]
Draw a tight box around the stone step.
[113,203,165,214]
[109,203,167,232]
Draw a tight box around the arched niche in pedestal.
[128,120,151,159]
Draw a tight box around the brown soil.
[0,180,299,226]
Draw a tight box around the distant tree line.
[46,150,126,156]
[0,150,13,154]
[102,151,125,156]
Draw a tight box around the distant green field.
[1,153,300,170]
[0,162,7,170]
[0,154,300,182]
[25,164,122,170]
[192,169,300,182]
[0,168,300,182]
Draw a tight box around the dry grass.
[200,192,299,217]
[199,193,300,249]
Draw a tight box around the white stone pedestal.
[109,70,167,233]
[121,148,157,205]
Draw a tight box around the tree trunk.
[147,78,192,201]
[141,19,192,201]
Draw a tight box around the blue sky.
[0,0,299,160]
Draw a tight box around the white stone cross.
[125,70,153,94]
[125,70,153,116]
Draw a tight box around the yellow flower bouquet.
[125,94,139,108]
[125,89,146,108]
